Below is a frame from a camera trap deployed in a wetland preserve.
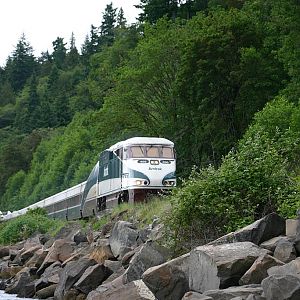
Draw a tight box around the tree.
[116,7,127,28]
[81,25,100,62]
[100,2,117,47]
[52,37,67,68]
[5,34,37,92]
[66,32,80,68]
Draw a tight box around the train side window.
[115,148,123,160]
[130,146,145,158]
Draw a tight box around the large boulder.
[267,257,300,276]
[87,280,156,300]
[37,239,75,274]
[209,213,285,246]
[5,267,35,297]
[260,236,290,252]
[109,221,139,259]
[239,253,284,285]
[124,240,168,283]
[142,254,190,300]
[261,274,300,300]
[74,263,112,294]
[273,239,297,263]
[143,242,266,300]
[54,257,97,299]
[203,285,263,300]
[89,239,115,263]
[35,284,58,299]
[194,242,268,288]
[25,248,48,268]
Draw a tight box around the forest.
[0,0,300,239]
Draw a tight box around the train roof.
[109,137,174,151]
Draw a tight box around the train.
[1,137,176,221]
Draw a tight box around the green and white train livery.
[2,137,176,221]
[81,137,176,217]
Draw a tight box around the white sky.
[0,0,141,67]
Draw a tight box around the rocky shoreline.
[0,212,300,299]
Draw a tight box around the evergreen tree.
[66,32,80,67]
[100,3,117,47]
[116,7,127,28]
[5,34,37,92]
[52,37,67,68]
[81,25,99,62]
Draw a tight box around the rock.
[195,242,268,288]
[25,248,48,268]
[267,257,300,276]
[203,285,263,300]
[261,274,300,300]
[239,253,284,285]
[35,284,58,299]
[37,239,75,274]
[121,246,141,267]
[142,254,190,300]
[209,213,285,246]
[182,291,213,299]
[259,236,290,252]
[109,221,139,259]
[54,257,97,299]
[5,267,34,297]
[73,230,88,245]
[87,279,156,300]
[89,239,115,263]
[293,235,300,254]
[273,239,296,263]
[74,263,112,294]
[0,247,10,258]
[35,261,61,292]
[104,260,122,273]
[0,265,23,279]
[124,241,167,283]
[286,219,298,237]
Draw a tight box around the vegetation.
[0,208,66,245]
[0,0,300,247]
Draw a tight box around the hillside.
[0,0,299,234]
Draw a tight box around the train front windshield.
[127,145,175,159]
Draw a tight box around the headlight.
[135,180,149,186]
[163,180,176,186]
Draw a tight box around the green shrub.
[0,211,65,245]
[167,97,300,251]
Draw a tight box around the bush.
[167,97,300,252]
[0,210,65,245]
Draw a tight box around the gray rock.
[142,254,190,300]
[54,257,97,299]
[273,239,296,263]
[0,247,10,258]
[261,274,300,300]
[35,261,61,292]
[73,230,88,245]
[267,257,300,276]
[104,260,122,273]
[209,213,285,246]
[87,279,156,300]
[35,284,57,299]
[74,263,112,294]
[109,221,139,259]
[182,291,213,299]
[195,242,268,288]
[124,241,167,283]
[259,236,290,252]
[239,254,284,285]
[203,285,263,300]
[5,267,34,297]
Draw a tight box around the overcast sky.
[0,0,141,67]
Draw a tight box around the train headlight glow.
[136,180,143,185]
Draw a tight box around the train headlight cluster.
[163,180,176,186]
[135,180,149,186]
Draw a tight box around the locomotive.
[2,137,176,221]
